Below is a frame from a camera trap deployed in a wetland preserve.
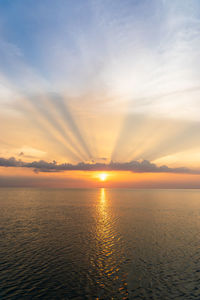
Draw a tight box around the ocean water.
[1,188,200,299]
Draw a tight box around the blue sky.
[0,0,200,173]
[1,0,199,94]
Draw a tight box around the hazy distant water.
[1,188,200,299]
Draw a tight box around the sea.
[1,188,200,299]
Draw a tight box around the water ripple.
[1,188,200,299]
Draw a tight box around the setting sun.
[99,173,108,181]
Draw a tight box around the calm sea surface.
[1,188,200,299]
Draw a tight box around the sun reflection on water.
[89,188,129,298]
[100,187,106,204]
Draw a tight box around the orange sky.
[1,167,200,188]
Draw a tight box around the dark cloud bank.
[0,157,199,175]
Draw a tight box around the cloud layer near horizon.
[0,157,199,175]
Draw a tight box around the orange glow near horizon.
[1,167,200,188]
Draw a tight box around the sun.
[99,173,108,181]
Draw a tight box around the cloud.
[0,157,22,167]
[0,156,199,175]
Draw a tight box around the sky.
[0,0,200,188]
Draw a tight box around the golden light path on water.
[88,188,129,298]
